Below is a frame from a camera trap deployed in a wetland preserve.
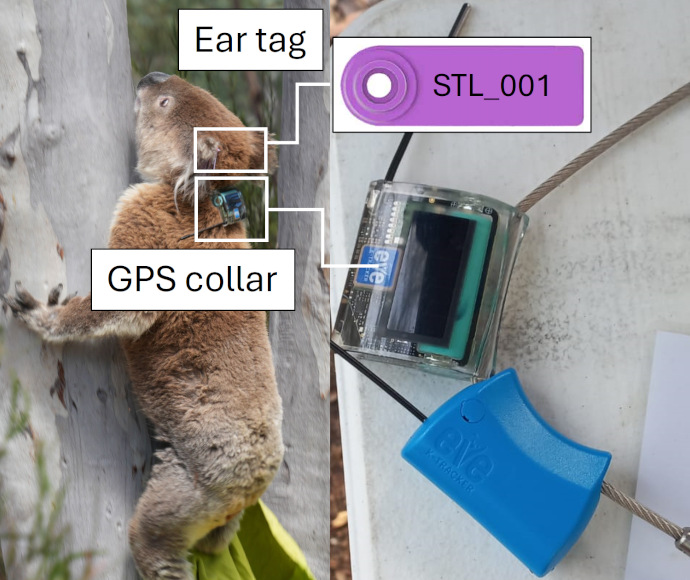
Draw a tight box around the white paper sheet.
[624,331,690,579]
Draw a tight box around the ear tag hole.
[366,72,393,99]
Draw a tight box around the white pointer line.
[194,83,370,269]
[267,82,331,146]
[267,84,373,269]
[268,207,377,270]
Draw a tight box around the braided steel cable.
[601,481,683,540]
[517,81,690,213]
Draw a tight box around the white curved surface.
[330,1,690,579]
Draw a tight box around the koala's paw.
[2,282,72,339]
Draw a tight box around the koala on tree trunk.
[3,73,283,580]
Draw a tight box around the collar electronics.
[331,183,605,576]
[333,180,525,379]
[179,188,247,241]
[213,189,247,226]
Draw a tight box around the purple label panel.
[340,45,586,128]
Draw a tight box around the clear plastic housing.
[333,180,529,381]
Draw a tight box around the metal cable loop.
[517,81,690,213]
[601,481,683,540]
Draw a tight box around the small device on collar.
[212,189,247,226]
[332,180,528,380]
[178,188,248,241]
[331,180,607,575]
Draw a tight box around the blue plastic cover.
[401,368,611,576]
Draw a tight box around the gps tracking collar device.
[179,188,247,241]
[331,3,690,576]
[331,185,604,576]
[333,180,526,379]
[212,189,247,226]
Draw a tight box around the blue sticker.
[355,246,400,288]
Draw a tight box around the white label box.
[92,249,295,311]
[178,9,324,71]
[332,37,591,133]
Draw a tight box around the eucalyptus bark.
[265,1,330,579]
[0,1,149,579]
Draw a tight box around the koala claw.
[13,281,40,310]
[44,283,75,306]
[47,283,64,306]
[1,294,21,314]
[2,282,62,339]
[197,136,221,171]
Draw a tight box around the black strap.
[330,340,427,423]
[384,3,471,183]
[179,220,226,241]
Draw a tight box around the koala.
[3,73,283,580]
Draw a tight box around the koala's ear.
[197,135,221,171]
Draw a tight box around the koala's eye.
[159,97,170,108]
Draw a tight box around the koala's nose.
[137,72,171,91]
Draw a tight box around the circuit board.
[335,190,498,364]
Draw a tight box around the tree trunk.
[265,1,330,579]
[0,1,148,579]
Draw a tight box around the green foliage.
[0,375,95,580]
[127,0,284,248]
[4,376,29,443]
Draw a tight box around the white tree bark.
[265,1,330,579]
[0,1,148,578]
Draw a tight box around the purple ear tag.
[340,45,585,127]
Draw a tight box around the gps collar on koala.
[330,9,690,574]
[211,189,247,225]
[179,188,247,241]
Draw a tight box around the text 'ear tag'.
[401,369,611,576]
